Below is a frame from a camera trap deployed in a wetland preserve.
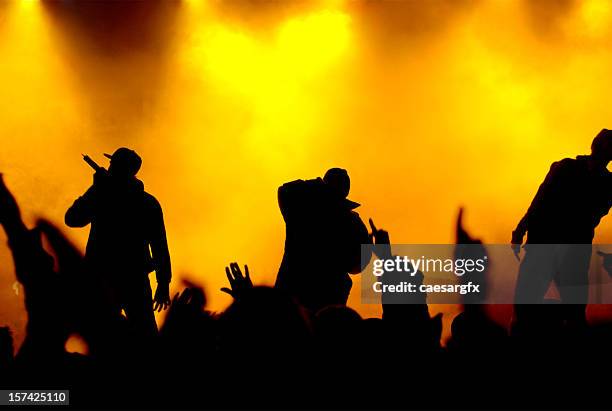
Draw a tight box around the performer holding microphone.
[67,148,172,338]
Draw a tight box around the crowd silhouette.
[1,131,612,409]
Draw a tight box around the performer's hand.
[221,262,253,299]
[511,243,521,261]
[153,282,171,312]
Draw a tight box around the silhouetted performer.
[512,129,612,326]
[65,148,171,337]
[275,168,372,312]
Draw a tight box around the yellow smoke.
[1,0,612,347]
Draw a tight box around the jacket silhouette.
[65,148,171,336]
[275,168,372,312]
[512,156,612,244]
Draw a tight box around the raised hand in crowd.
[369,218,392,259]
[0,174,26,235]
[168,285,206,317]
[221,262,253,299]
[456,207,482,245]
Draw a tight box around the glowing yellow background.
[2,0,612,348]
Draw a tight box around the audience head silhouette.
[591,129,612,162]
[105,148,142,178]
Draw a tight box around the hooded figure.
[65,148,171,337]
[275,168,372,312]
